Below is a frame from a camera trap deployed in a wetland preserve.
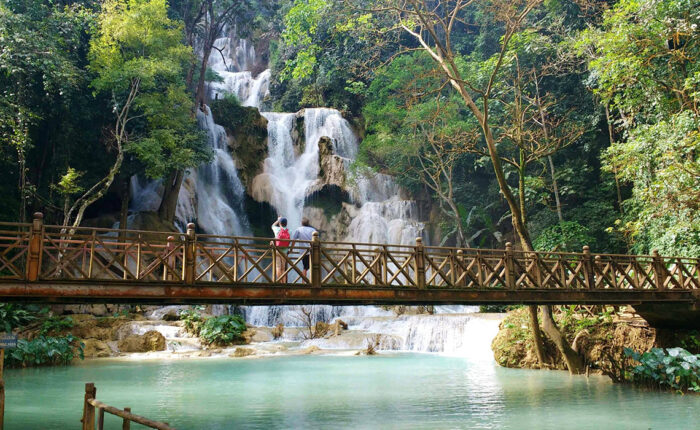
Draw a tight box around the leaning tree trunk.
[540,305,584,374]
[528,305,547,365]
[158,170,184,223]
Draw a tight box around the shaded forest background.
[1,0,698,257]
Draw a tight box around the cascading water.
[128,25,476,355]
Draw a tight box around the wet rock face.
[117,330,167,353]
[210,98,268,189]
[83,339,112,358]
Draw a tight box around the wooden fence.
[82,382,175,430]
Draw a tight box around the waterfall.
[127,26,477,355]
[188,107,249,236]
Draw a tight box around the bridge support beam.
[634,299,700,329]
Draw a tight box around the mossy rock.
[210,97,268,187]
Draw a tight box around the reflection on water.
[5,354,699,429]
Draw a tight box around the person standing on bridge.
[291,217,317,278]
[271,217,290,283]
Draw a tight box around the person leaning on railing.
[291,217,317,278]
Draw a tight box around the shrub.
[181,306,205,336]
[479,305,522,313]
[5,335,84,367]
[39,316,74,336]
[624,347,700,393]
[0,304,40,332]
[199,315,247,346]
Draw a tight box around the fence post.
[26,212,43,281]
[504,242,516,289]
[415,238,426,289]
[456,250,465,287]
[122,407,131,430]
[162,236,175,281]
[184,223,196,284]
[652,250,666,290]
[82,382,96,430]
[311,232,321,288]
[582,246,595,289]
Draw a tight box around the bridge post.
[455,250,465,287]
[163,236,175,281]
[582,246,595,289]
[415,238,426,289]
[652,250,666,290]
[26,212,44,281]
[82,382,96,430]
[184,223,196,284]
[311,232,321,288]
[505,242,515,289]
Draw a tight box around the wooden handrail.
[82,383,175,430]
[0,213,697,295]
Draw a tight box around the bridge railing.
[0,213,697,291]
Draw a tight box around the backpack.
[276,227,290,247]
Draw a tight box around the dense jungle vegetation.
[1,0,697,257]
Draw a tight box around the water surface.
[5,354,698,429]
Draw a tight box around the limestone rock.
[231,347,256,358]
[300,345,320,355]
[82,339,112,358]
[117,330,166,353]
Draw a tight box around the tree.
[361,0,585,373]
[580,0,700,257]
[78,0,200,229]
[0,1,93,222]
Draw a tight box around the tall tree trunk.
[604,105,624,215]
[540,305,584,374]
[158,170,184,223]
[548,156,564,222]
[119,178,130,241]
[528,305,547,364]
[195,38,214,109]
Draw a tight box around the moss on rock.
[210,97,268,188]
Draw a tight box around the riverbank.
[491,306,700,389]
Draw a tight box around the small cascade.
[185,108,249,236]
[254,108,359,229]
[207,34,270,108]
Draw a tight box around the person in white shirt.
[291,217,317,278]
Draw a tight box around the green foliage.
[0,303,38,333]
[624,347,700,393]
[180,306,205,336]
[5,335,84,367]
[280,0,328,81]
[534,221,595,252]
[39,316,74,336]
[90,0,209,179]
[581,0,700,255]
[199,314,247,346]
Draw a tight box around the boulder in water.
[117,330,166,353]
[82,339,113,358]
[231,347,256,358]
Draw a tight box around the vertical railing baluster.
[582,246,594,290]
[651,250,665,290]
[184,223,196,284]
[88,230,96,279]
[233,239,239,282]
[26,212,43,281]
[135,234,142,281]
[415,238,425,289]
[505,242,515,290]
[311,232,321,287]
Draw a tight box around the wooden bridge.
[0,214,698,322]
